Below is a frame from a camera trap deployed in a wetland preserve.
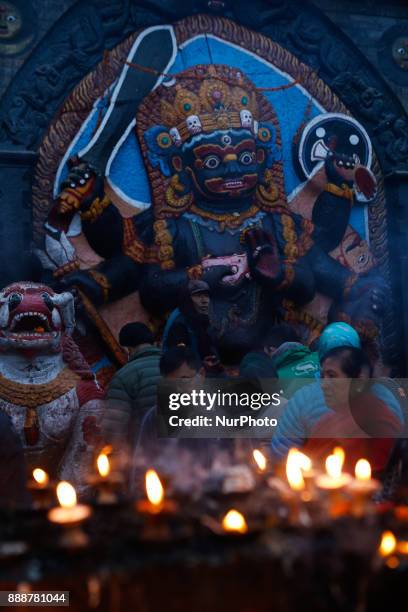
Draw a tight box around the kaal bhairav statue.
[39,27,386,363]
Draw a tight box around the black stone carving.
[0,0,406,173]
[0,0,37,57]
[0,0,407,369]
[378,24,408,87]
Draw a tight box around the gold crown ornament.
[158,65,260,145]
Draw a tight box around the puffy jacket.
[103,346,161,448]
[240,343,319,397]
[271,342,319,397]
[271,381,404,460]
[271,343,319,378]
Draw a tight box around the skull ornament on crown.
[138,64,283,218]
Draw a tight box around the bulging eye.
[9,293,22,310]
[70,182,76,188]
[398,47,406,55]
[239,151,254,165]
[7,15,17,23]
[204,155,221,169]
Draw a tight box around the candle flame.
[355,458,371,482]
[286,449,307,491]
[222,509,248,534]
[326,454,342,480]
[33,468,49,486]
[379,530,397,557]
[287,448,312,471]
[253,449,267,472]
[56,481,77,509]
[333,447,345,469]
[145,469,164,506]
[97,453,110,478]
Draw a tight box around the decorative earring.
[256,168,279,206]
[165,174,193,209]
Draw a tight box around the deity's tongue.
[34,327,45,333]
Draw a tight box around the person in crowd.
[136,346,202,450]
[317,321,361,359]
[240,324,319,396]
[0,411,29,508]
[162,280,217,360]
[129,347,212,488]
[270,342,404,475]
[102,322,161,455]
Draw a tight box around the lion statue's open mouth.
[0,282,74,350]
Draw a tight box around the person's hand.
[58,162,104,214]
[244,227,281,282]
[201,264,233,289]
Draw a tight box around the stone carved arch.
[0,0,406,369]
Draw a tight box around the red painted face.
[0,283,68,351]
[2,284,58,339]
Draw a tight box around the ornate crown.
[158,65,260,145]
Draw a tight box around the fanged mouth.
[223,179,245,189]
[205,174,258,194]
[10,312,51,334]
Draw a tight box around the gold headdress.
[158,65,259,145]
[137,64,284,220]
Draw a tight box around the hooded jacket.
[271,342,320,379]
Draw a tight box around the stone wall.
[1,1,408,110]
[0,0,77,99]
[314,0,408,112]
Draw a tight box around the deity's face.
[0,2,22,40]
[340,233,373,273]
[179,130,262,204]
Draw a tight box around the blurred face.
[320,356,351,409]
[166,362,198,380]
[191,291,210,315]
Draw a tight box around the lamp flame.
[56,481,77,509]
[145,469,164,506]
[33,468,49,486]
[286,449,307,491]
[288,448,312,472]
[253,449,267,472]
[97,453,110,478]
[333,447,345,470]
[326,454,342,480]
[355,458,371,482]
[379,530,397,557]
[222,509,248,534]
